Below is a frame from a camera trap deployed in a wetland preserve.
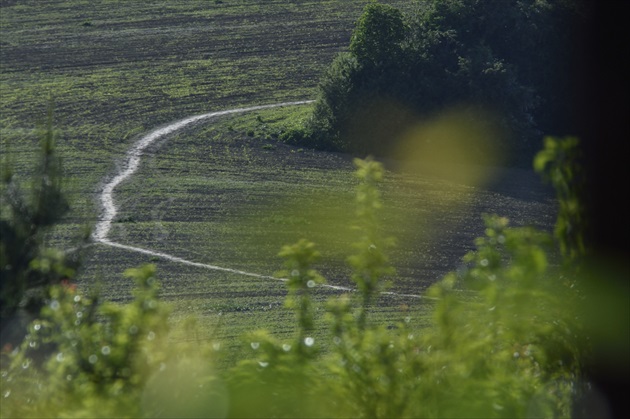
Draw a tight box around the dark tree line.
[290,0,587,165]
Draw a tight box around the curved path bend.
[93,101,428,300]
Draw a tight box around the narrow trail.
[93,101,313,242]
[92,101,428,300]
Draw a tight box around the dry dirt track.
[92,100,430,299]
[94,101,312,242]
[90,100,558,303]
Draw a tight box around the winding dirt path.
[93,101,313,242]
[92,101,426,299]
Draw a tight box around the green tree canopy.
[1,111,83,347]
[301,0,586,165]
[349,3,406,66]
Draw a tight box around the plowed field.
[1,1,556,361]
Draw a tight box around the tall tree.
[305,0,586,164]
[1,109,81,347]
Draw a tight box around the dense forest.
[285,0,587,166]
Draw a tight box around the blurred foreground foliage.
[1,134,603,417]
[1,109,86,347]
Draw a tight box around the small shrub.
[2,265,169,417]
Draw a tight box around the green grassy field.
[1,0,557,364]
[1,0,416,236]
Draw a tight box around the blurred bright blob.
[392,105,506,187]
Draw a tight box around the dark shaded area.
[302,1,589,166]
[575,2,630,417]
